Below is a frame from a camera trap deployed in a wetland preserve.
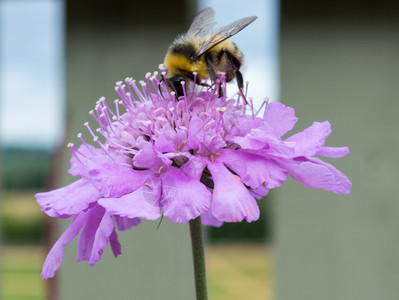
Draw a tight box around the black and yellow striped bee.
[164,7,257,98]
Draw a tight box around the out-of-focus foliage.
[1,147,51,190]
[1,192,45,245]
[1,147,50,244]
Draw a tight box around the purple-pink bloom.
[35,71,351,279]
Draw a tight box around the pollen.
[179,140,186,152]
[158,166,165,174]
[144,183,153,189]
[232,175,241,183]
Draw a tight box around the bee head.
[167,75,186,99]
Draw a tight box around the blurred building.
[276,1,399,299]
[59,1,197,299]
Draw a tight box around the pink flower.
[35,71,351,279]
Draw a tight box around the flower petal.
[109,228,122,257]
[98,177,162,220]
[249,185,269,200]
[134,142,160,167]
[89,161,151,198]
[279,157,352,194]
[35,179,100,218]
[187,115,203,149]
[218,149,287,189]
[41,213,86,279]
[114,216,141,231]
[201,209,223,227]
[286,121,332,156]
[89,211,116,266]
[263,102,298,137]
[180,155,206,181]
[77,205,105,262]
[317,146,350,158]
[161,167,211,223]
[207,162,260,223]
[232,128,295,157]
[68,144,99,178]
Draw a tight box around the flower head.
[35,70,351,279]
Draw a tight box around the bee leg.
[235,70,248,103]
[204,53,223,97]
[158,77,164,98]
[218,83,224,97]
[187,73,210,87]
[204,53,217,82]
[235,70,244,90]
[224,50,248,104]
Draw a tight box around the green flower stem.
[189,216,208,300]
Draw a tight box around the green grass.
[207,244,273,300]
[1,246,44,300]
[1,244,273,300]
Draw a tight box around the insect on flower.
[35,72,351,280]
[163,7,257,99]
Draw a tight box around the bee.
[163,7,257,99]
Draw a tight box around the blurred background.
[0,0,398,299]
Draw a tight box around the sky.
[0,0,278,149]
[200,0,280,104]
[0,0,64,149]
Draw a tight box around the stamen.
[115,82,131,107]
[68,143,84,164]
[84,122,96,138]
[215,107,226,132]
[180,80,187,103]
[93,135,114,161]
[145,121,154,144]
[98,106,118,136]
[114,99,121,118]
[96,127,137,154]
[254,98,269,117]
[138,80,152,103]
[127,80,146,103]
[77,133,94,154]
[245,97,254,118]
[190,71,198,95]
[143,76,155,103]
[100,98,116,118]
[89,110,100,124]
[158,64,166,71]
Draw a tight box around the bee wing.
[187,7,217,37]
[194,16,257,57]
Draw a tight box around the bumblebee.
[164,7,257,98]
